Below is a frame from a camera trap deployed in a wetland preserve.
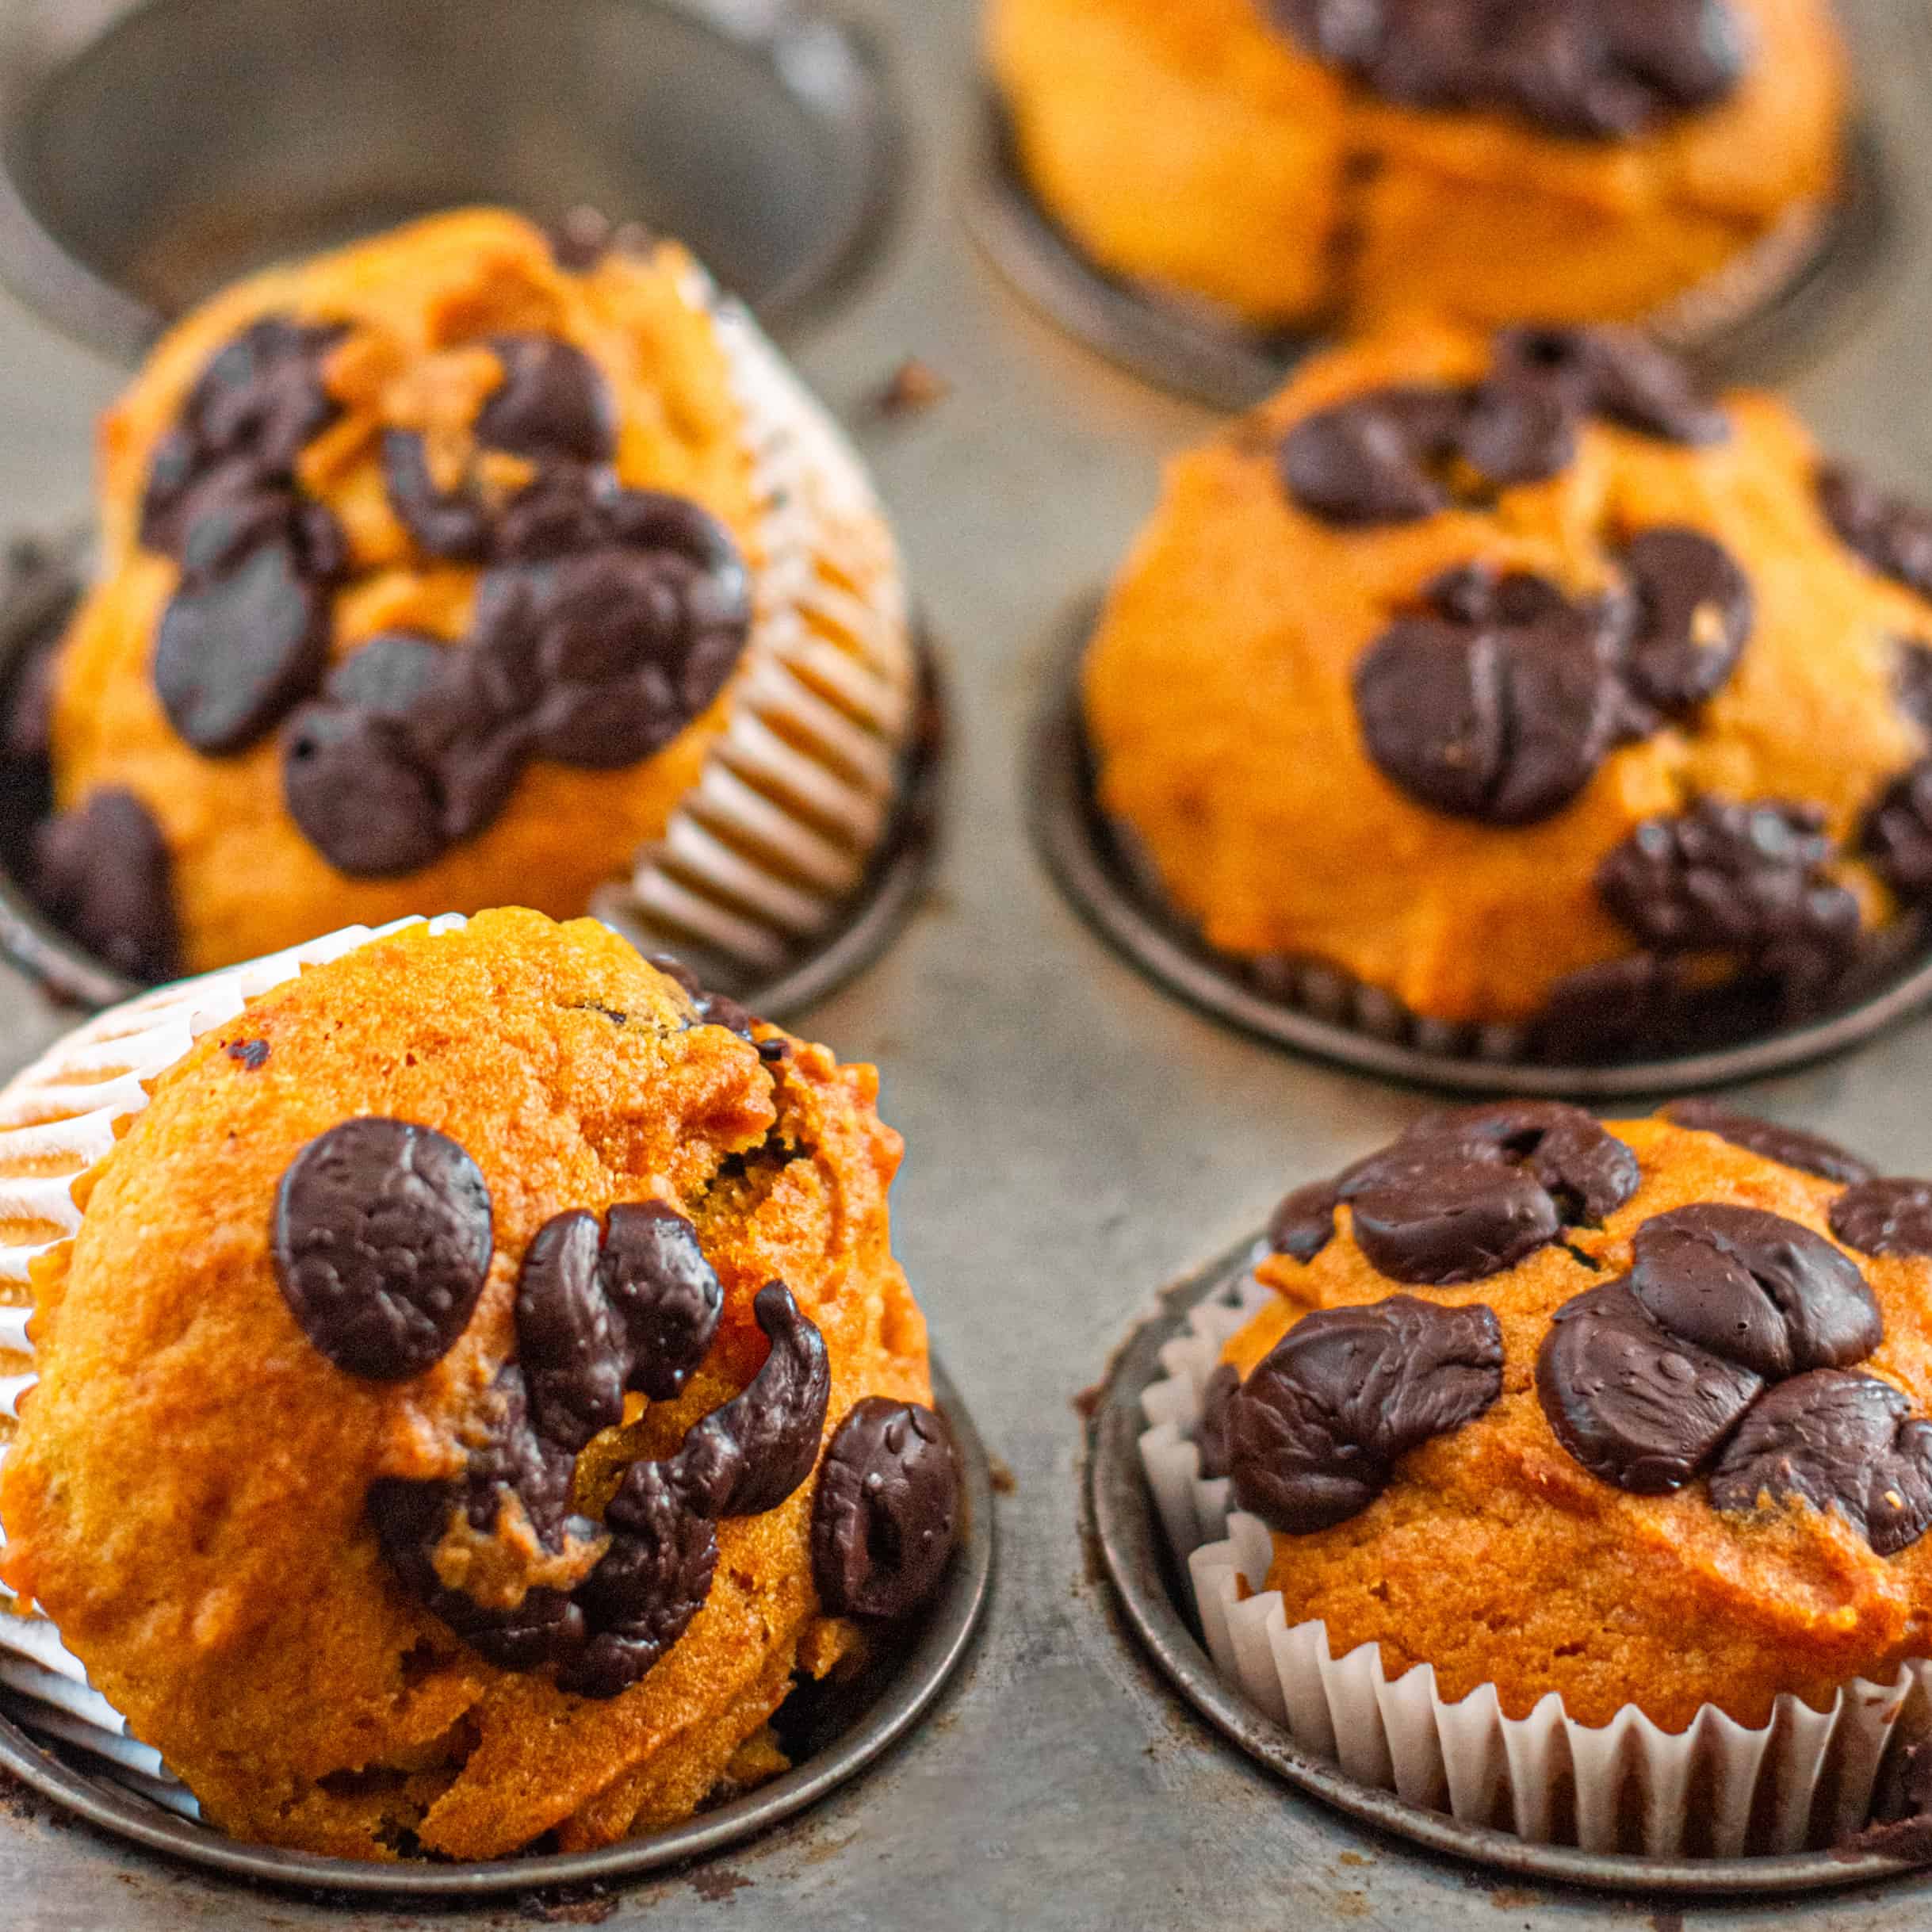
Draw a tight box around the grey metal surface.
[1089,1240,1920,1895]
[0,1,1929,1928]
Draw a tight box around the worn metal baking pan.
[0,1359,992,1898]
[1031,600,1932,1100]
[966,97,1894,412]
[0,534,948,1020]
[1087,1238,1922,1896]
[0,0,901,365]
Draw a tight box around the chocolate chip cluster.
[271,1108,959,1701]
[1264,0,1745,140]
[1353,533,1750,827]
[1280,327,1726,527]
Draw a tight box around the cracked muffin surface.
[0,910,945,1859]
[1218,1108,1932,1731]
[987,0,1846,332]
[1082,323,1932,1044]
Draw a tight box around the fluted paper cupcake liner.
[1138,1271,1932,1858]
[596,264,916,975]
[0,914,470,1819]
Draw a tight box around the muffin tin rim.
[964,88,1896,411]
[0,0,905,368]
[0,1354,993,1898]
[1086,1235,1926,1897]
[1028,595,1932,1100]
[0,536,951,1023]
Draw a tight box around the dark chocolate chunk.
[598,1202,725,1402]
[272,1118,494,1379]
[1831,1178,1932,1261]
[1861,760,1932,905]
[1268,1,1744,140]
[1819,463,1932,604]
[1489,327,1728,448]
[30,787,180,983]
[1280,385,1482,526]
[1662,1099,1874,1186]
[1628,1204,1881,1380]
[381,430,493,562]
[1353,572,1631,824]
[224,1038,271,1070]
[1536,1280,1763,1493]
[1268,1103,1638,1284]
[668,1283,831,1519]
[475,337,614,467]
[811,1397,962,1618]
[1197,1360,1241,1480]
[515,1210,625,1455]
[560,1460,719,1699]
[1620,527,1751,717]
[281,702,448,878]
[154,534,335,754]
[1597,798,1863,1006]
[1228,1295,1502,1532]
[1709,1369,1932,1555]
[647,952,759,1042]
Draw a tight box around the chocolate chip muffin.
[24,209,915,982]
[1207,1100,1932,1734]
[988,0,1846,333]
[0,909,961,1858]
[1082,322,1932,1055]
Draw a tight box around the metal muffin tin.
[1031,601,1932,1100]
[0,1361,993,1897]
[966,97,1895,411]
[0,0,901,364]
[1086,1241,1920,1897]
[0,533,949,1020]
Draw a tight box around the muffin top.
[1083,323,1932,1046]
[1214,1100,1932,1730]
[36,209,771,977]
[0,911,952,1859]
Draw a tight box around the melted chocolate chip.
[1268,1103,1638,1283]
[225,1038,271,1071]
[1819,463,1932,603]
[811,1398,962,1618]
[560,1460,720,1699]
[1596,799,1863,1007]
[1280,384,1494,526]
[1228,1295,1503,1532]
[1197,1361,1241,1480]
[1831,1178,1932,1261]
[272,1119,493,1379]
[599,1203,725,1403]
[1628,1205,1881,1380]
[1489,327,1727,446]
[1354,572,1631,824]
[281,494,750,875]
[1268,0,1745,139]
[1620,528,1752,717]
[1709,1370,1932,1555]
[1662,1100,1874,1187]
[475,338,614,467]
[1536,1281,1763,1493]
[648,953,759,1042]
[1861,762,1932,905]
[30,787,180,983]
[668,1283,832,1518]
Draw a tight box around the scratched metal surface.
[0,0,1930,1924]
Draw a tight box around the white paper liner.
[1138,1270,1932,1858]
[0,912,470,1822]
[597,262,916,974]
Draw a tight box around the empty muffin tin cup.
[1086,1237,1929,1896]
[1030,600,1932,1099]
[0,0,901,365]
[967,92,1893,411]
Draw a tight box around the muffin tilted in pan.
[1082,322,1932,1061]
[0,910,961,1859]
[20,209,916,984]
[1141,1100,1932,1857]
[988,0,1848,335]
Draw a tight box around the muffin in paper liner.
[0,914,468,1817]
[1136,1270,1932,1859]
[598,262,918,974]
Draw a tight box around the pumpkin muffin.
[987,0,1848,334]
[0,909,962,1859]
[24,209,915,984]
[1082,321,1932,1054]
[1205,1100,1932,1734]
